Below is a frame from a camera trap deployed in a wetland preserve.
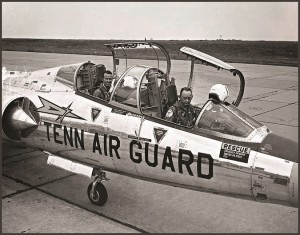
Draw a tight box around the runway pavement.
[2,51,298,233]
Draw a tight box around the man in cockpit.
[164,87,198,127]
[93,70,113,101]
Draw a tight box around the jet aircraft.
[2,42,298,207]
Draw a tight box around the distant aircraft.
[2,41,298,207]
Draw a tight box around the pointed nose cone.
[11,107,38,130]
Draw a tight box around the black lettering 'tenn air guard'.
[43,122,213,179]
[92,133,120,159]
[44,122,84,150]
[129,140,213,179]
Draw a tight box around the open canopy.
[105,42,171,84]
[179,46,245,107]
[180,47,235,70]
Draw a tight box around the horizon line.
[2,37,298,42]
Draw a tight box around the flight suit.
[93,83,111,101]
[164,102,198,127]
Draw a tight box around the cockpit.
[195,99,268,142]
[110,65,178,119]
[75,62,107,95]
[70,42,269,143]
[54,62,107,94]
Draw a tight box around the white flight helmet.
[123,75,138,89]
[209,84,229,102]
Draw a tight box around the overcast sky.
[2,2,298,41]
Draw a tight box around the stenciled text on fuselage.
[43,122,213,179]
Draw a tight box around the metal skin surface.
[2,44,298,208]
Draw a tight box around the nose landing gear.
[87,169,109,206]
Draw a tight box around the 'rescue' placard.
[219,143,250,163]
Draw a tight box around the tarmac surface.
[2,51,298,233]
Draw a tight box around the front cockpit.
[74,62,107,95]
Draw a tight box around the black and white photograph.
[2,2,298,233]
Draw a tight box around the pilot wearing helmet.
[164,87,198,127]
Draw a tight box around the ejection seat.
[76,63,106,95]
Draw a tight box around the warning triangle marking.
[91,107,101,121]
[153,127,168,144]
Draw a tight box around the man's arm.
[93,89,104,99]
[189,105,200,127]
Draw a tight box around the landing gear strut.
[87,169,109,206]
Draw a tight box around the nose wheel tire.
[87,182,108,206]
